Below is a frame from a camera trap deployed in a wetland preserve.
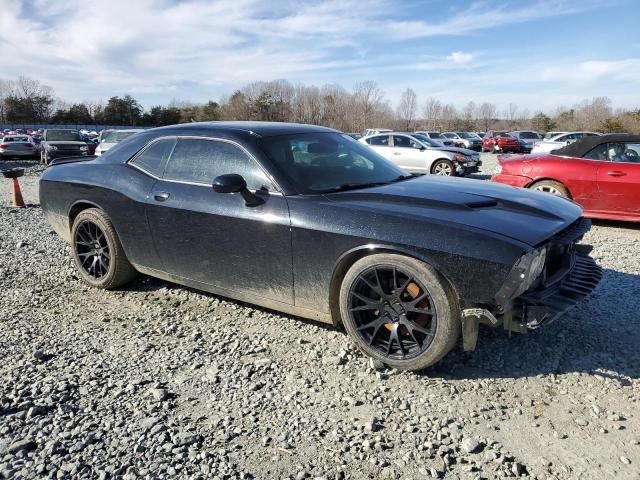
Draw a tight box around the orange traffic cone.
[11,177,25,208]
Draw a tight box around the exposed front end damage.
[461,218,602,351]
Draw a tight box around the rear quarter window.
[130,138,176,177]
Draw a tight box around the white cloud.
[0,0,622,107]
[447,51,474,64]
[540,59,640,85]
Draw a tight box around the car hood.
[45,141,87,147]
[431,146,478,156]
[325,175,582,247]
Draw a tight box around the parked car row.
[0,127,147,163]
[359,132,481,176]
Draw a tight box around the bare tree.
[505,102,518,127]
[421,97,442,130]
[353,81,385,132]
[397,88,418,131]
[440,104,458,131]
[461,101,476,130]
[0,79,11,123]
[477,102,496,131]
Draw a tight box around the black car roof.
[151,121,339,138]
[552,133,640,157]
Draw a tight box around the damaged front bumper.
[461,218,602,351]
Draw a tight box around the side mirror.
[212,174,264,207]
[213,173,246,193]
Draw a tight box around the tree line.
[1,75,639,133]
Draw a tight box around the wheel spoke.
[352,292,381,307]
[356,315,386,332]
[390,325,405,357]
[359,272,385,298]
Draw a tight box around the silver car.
[96,129,145,156]
[360,132,481,176]
[0,135,37,159]
[441,132,483,151]
[531,131,602,154]
[413,131,456,147]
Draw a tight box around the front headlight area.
[511,247,548,299]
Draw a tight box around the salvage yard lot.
[1,155,639,479]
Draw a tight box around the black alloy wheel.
[71,208,137,289]
[348,265,437,360]
[74,220,110,279]
[339,254,460,371]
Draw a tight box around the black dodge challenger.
[40,122,602,370]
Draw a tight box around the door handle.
[607,171,626,177]
[393,152,401,155]
[153,191,170,201]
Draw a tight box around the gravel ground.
[0,155,638,479]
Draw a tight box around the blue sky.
[1,0,639,113]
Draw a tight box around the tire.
[71,208,137,289]
[41,151,48,165]
[339,254,461,371]
[529,180,570,199]
[431,159,454,176]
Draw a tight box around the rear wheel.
[431,159,454,176]
[339,254,460,371]
[529,180,570,198]
[71,208,137,289]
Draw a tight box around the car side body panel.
[492,152,640,221]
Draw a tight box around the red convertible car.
[482,131,521,153]
[491,134,640,222]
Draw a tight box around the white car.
[542,131,566,140]
[95,129,145,156]
[362,128,391,137]
[531,131,602,154]
[360,132,481,176]
[413,131,456,147]
[442,132,483,151]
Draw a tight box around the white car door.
[364,134,393,160]
[389,135,430,173]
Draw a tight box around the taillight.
[0,145,6,150]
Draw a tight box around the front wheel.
[529,180,570,198]
[71,208,137,289]
[339,254,460,371]
[431,159,454,176]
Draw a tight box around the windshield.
[544,132,563,140]
[45,130,81,141]
[101,130,139,143]
[261,132,408,194]
[458,132,474,139]
[497,132,513,138]
[427,132,443,138]
[412,134,442,147]
[519,132,540,139]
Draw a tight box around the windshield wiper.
[389,174,413,183]
[324,175,413,193]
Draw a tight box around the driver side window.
[393,135,412,148]
[163,138,272,191]
[583,143,608,160]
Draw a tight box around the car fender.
[328,242,461,325]
[525,176,573,196]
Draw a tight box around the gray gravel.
[0,156,638,479]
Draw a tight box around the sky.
[1,0,640,113]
